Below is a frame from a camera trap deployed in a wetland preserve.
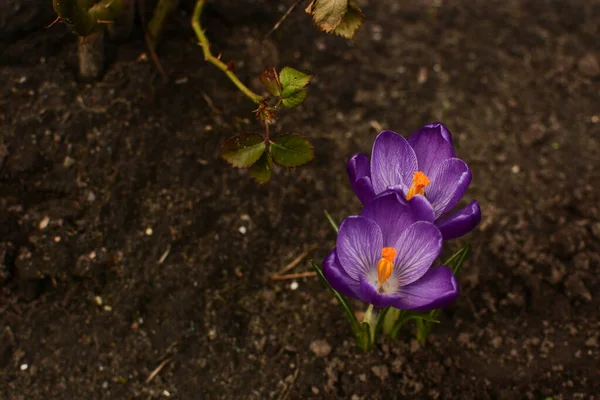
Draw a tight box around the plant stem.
[53,0,124,36]
[363,304,377,343]
[108,0,136,39]
[78,30,105,80]
[191,0,264,104]
[148,0,179,48]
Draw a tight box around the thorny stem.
[53,0,124,36]
[191,0,264,104]
[78,30,105,80]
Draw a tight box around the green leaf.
[278,67,313,108]
[248,151,272,184]
[382,307,401,335]
[332,1,364,39]
[389,311,440,339]
[305,0,348,33]
[443,243,472,275]
[220,133,266,168]
[324,210,339,233]
[311,261,371,351]
[259,67,282,97]
[279,67,313,90]
[374,306,390,337]
[269,134,314,167]
[281,88,308,108]
[311,261,360,332]
[409,244,472,343]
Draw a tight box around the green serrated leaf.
[269,133,314,167]
[332,1,364,38]
[305,0,348,33]
[259,67,282,97]
[279,67,313,90]
[248,151,272,184]
[281,88,308,108]
[220,133,266,168]
[278,67,312,108]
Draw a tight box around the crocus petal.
[359,267,458,311]
[427,158,472,218]
[371,131,418,195]
[435,200,481,240]
[394,266,459,311]
[424,122,454,147]
[354,176,376,205]
[347,153,370,181]
[359,276,402,308]
[336,216,383,281]
[322,249,361,299]
[347,154,376,204]
[392,221,443,286]
[360,191,435,247]
[408,123,455,176]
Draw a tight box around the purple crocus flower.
[347,123,481,240]
[323,190,459,311]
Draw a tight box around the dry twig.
[271,245,317,279]
[264,0,302,39]
[145,358,171,383]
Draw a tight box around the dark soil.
[1,1,600,399]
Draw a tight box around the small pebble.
[39,216,50,230]
[290,281,299,290]
[20,364,28,371]
[208,328,217,340]
[238,226,247,235]
[511,165,520,174]
[309,339,332,357]
[371,365,389,381]
[175,77,188,85]
[145,227,153,236]
[63,156,75,167]
[585,335,598,347]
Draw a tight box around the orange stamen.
[377,247,397,284]
[405,171,430,200]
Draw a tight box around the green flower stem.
[363,304,376,339]
[389,312,440,339]
[192,0,265,105]
[382,307,401,335]
[416,309,441,343]
[148,0,179,48]
[53,0,124,36]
